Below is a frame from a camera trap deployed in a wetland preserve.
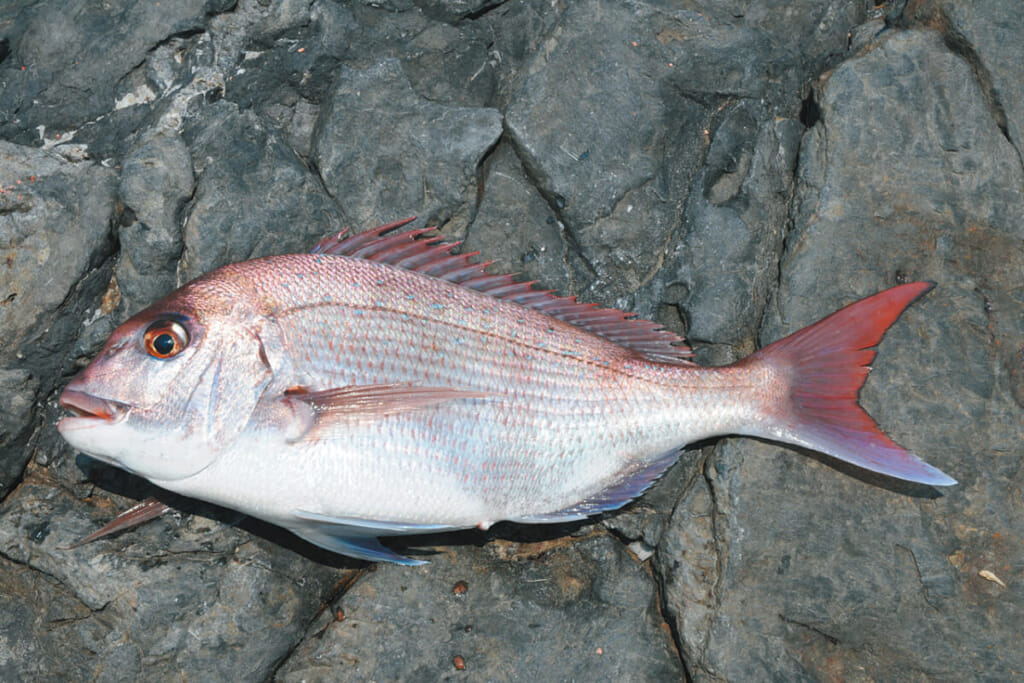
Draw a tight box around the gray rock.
[0,472,346,681]
[413,0,502,23]
[665,101,804,360]
[917,1,1024,157]
[0,367,39,483]
[463,141,572,294]
[659,28,1024,680]
[180,102,343,280]
[0,554,97,680]
[396,15,498,107]
[650,1,864,101]
[0,143,117,366]
[275,533,682,681]
[503,0,718,312]
[0,0,222,147]
[653,458,722,678]
[313,58,502,231]
[221,0,358,158]
[116,130,195,313]
[0,141,117,494]
[504,0,670,229]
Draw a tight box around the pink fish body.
[58,220,955,564]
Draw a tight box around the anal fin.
[512,448,680,524]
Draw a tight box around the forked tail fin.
[746,282,956,486]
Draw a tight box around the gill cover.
[135,324,273,482]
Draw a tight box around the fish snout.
[59,387,130,423]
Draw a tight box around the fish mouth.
[59,389,130,424]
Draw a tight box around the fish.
[57,218,956,564]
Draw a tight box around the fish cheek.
[183,331,274,449]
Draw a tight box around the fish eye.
[143,320,190,359]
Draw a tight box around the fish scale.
[58,221,955,564]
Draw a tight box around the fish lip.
[59,389,130,424]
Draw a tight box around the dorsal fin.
[311,218,694,364]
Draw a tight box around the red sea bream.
[58,219,955,564]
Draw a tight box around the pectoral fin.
[289,509,454,565]
[281,383,492,441]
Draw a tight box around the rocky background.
[1,0,1021,679]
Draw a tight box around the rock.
[0,469,346,681]
[221,0,357,158]
[115,130,195,314]
[0,368,39,484]
[663,101,804,361]
[0,141,117,494]
[504,0,671,229]
[0,0,222,147]
[463,142,571,294]
[313,58,502,231]
[275,533,682,681]
[659,28,1024,680]
[396,15,498,107]
[413,0,503,23]
[179,101,343,280]
[912,1,1024,154]
[653,459,721,677]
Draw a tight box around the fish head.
[58,272,273,482]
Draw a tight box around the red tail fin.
[748,282,955,486]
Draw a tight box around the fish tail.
[744,282,956,486]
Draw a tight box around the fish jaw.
[58,386,132,466]
[58,385,218,481]
[59,388,130,424]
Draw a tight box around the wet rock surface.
[1,0,1021,680]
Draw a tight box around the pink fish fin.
[283,384,493,439]
[745,281,956,486]
[309,216,418,254]
[289,510,449,565]
[311,219,694,364]
[63,497,171,549]
[511,448,681,524]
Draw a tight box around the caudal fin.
[748,282,956,486]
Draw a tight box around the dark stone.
[0,0,224,146]
[914,2,1024,154]
[0,141,118,495]
[662,100,803,360]
[504,0,672,229]
[313,58,502,231]
[179,101,343,280]
[660,27,1024,681]
[0,473,344,681]
[275,533,683,681]
[115,130,195,314]
[463,141,572,294]
[414,0,504,23]
[0,368,39,488]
